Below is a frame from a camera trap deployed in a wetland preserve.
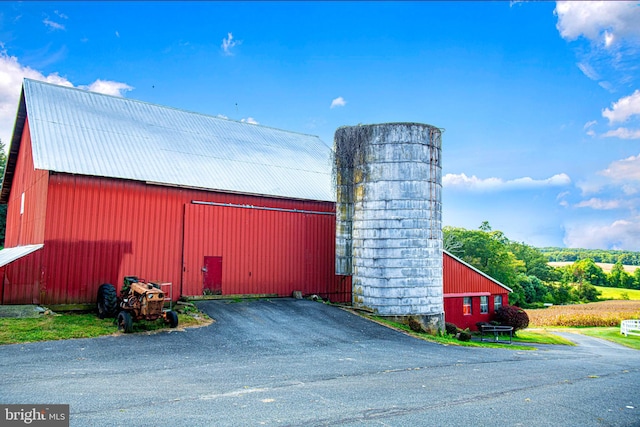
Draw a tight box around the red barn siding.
[4,156,347,304]
[4,118,48,248]
[1,250,43,304]
[182,201,342,299]
[443,252,510,331]
[1,120,48,304]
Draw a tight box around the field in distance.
[594,286,640,300]
[548,261,638,274]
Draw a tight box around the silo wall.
[334,123,443,332]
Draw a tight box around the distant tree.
[538,247,640,266]
[609,262,635,289]
[562,258,608,287]
[572,282,601,302]
[509,241,559,282]
[442,225,520,288]
[478,221,492,232]
[549,283,572,305]
[633,269,640,290]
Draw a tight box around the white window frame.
[480,296,488,314]
[494,295,503,311]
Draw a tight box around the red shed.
[0,79,350,305]
[443,251,511,330]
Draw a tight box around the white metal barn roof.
[4,79,334,202]
[0,244,43,268]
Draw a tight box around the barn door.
[203,256,222,295]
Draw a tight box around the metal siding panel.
[24,79,334,202]
[5,168,342,304]
[444,252,510,296]
[181,196,339,299]
[2,250,42,304]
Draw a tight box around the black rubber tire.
[117,311,133,333]
[166,310,179,328]
[97,283,118,319]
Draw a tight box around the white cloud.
[43,18,65,31]
[0,49,132,146]
[443,173,571,192]
[241,117,258,125]
[574,198,623,210]
[555,1,640,45]
[564,218,640,250]
[577,62,599,80]
[54,10,68,20]
[602,90,640,124]
[602,127,640,140]
[330,97,346,109]
[80,80,133,97]
[115,31,120,38]
[557,191,570,207]
[604,31,615,48]
[576,179,605,196]
[599,153,640,182]
[216,114,228,120]
[221,32,240,56]
[583,120,597,136]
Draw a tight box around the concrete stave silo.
[334,123,443,332]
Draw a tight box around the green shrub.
[445,322,459,335]
[457,330,471,342]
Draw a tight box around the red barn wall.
[182,202,349,300]
[2,119,48,303]
[443,252,510,330]
[4,118,48,248]
[5,161,348,304]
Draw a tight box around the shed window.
[463,297,472,315]
[480,296,488,314]
[494,295,503,311]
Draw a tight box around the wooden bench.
[480,325,514,344]
[621,320,640,337]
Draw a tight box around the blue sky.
[1,1,639,250]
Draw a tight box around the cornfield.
[526,300,640,327]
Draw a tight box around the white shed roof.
[0,244,43,268]
[6,79,334,202]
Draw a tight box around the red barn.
[0,79,509,325]
[443,251,511,330]
[0,79,349,305]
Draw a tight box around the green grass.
[512,329,576,346]
[569,327,640,350]
[0,314,116,344]
[0,312,211,345]
[595,286,640,300]
[367,315,534,350]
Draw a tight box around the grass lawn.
[365,314,535,350]
[595,286,640,301]
[568,327,640,350]
[513,329,576,346]
[0,312,211,345]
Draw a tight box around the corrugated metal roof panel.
[23,79,335,202]
[0,244,44,268]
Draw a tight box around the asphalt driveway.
[0,299,638,426]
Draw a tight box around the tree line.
[444,222,640,308]
[539,247,640,266]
